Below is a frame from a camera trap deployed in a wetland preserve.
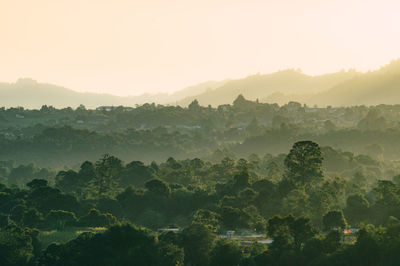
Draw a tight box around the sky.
[1,0,400,96]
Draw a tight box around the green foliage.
[181,223,216,266]
[210,239,242,266]
[8,164,54,187]
[220,206,250,230]
[39,224,162,266]
[137,210,166,230]
[120,161,155,187]
[0,134,400,264]
[267,214,316,253]
[46,210,77,230]
[157,243,185,266]
[95,154,123,197]
[27,178,48,189]
[323,230,342,253]
[284,141,323,187]
[345,193,370,225]
[322,210,347,231]
[78,208,118,227]
[233,167,251,191]
[0,225,35,266]
[192,209,221,233]
[55,170,80,194]
[145,178,171,197]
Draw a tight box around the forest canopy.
[1,99,400,265]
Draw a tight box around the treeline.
[235,126,400,159]
[2,123,400,171]
[5,219,399,266]
[3,97,400,134]
[2,141,400,265]
[4,98,400,167]
[0,126,216,166]
[3,96,400,133]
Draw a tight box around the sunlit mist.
[1,0,400,95]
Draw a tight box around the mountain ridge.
[2,59,400,109]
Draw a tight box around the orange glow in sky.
[1,0,400,95]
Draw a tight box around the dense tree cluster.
[0,140,400,265]
[3,96,400,265]
[4,99,400,167]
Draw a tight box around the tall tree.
[284,141,323,187]
[95,155,123,197]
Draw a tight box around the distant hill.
[164,80,229,104]
[2,59,400,109]
[176,70,359,106]
[183,58,400,108]
[0,78,226,109]
[307,59,400,106]
[0,79,137,109]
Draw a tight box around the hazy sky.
[1,0,400,96]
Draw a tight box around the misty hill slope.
[3,59,400,109]
[165,79,229,103]
[0,78,225,109]
[308,59,400,106]
[0,79,139,109]
[177,70,359,106]
[119,79,229,106]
